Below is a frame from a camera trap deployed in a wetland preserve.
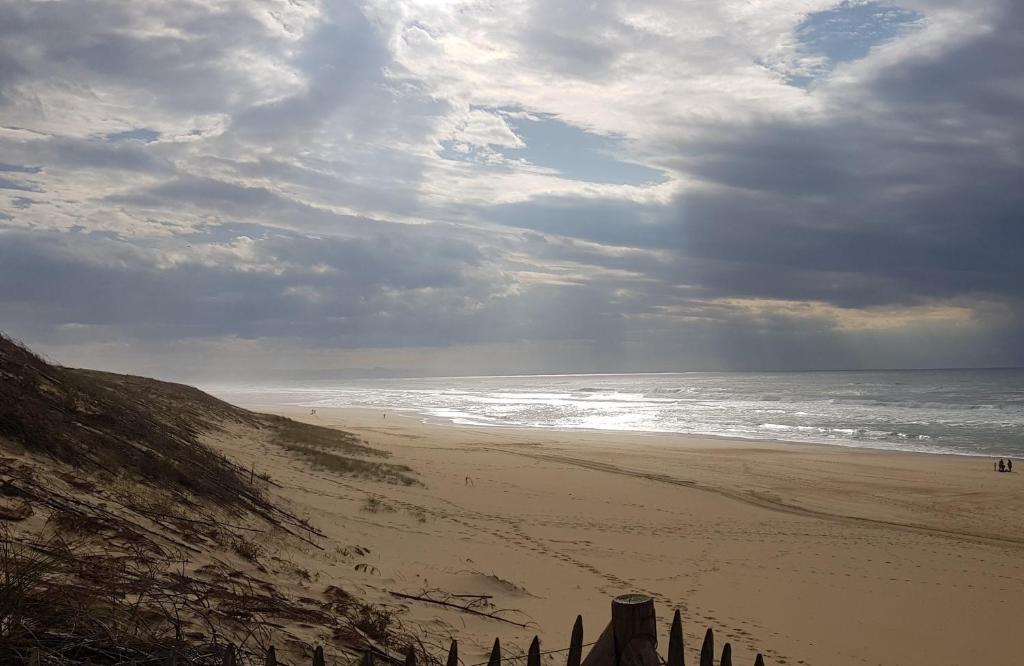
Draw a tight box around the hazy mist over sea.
[209,369,1024,458]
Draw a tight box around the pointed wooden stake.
[753,655,764,666]
[265,645,278,666]
[699,628,714,666]
[166,647,177,666]
[405,646,417,666]
[359,650,373,666]
[528,636,541,666]
[567,615,584,666]
[223,644,237,666]
[489,635,501,666]
[667,609,684,666]
[447,640,459,666]
[720,643,731,666]
[29,648,41,666]
[313,645,326,666]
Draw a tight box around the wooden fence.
[20,594,766,666]
[262,594,763,666]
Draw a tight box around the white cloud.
[1,0,1022,373]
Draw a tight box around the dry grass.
[0,333,272,519]
[264,416,418,486]
[0,333,425,664]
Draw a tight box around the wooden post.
[667,609,684,666]
[28,648,40,666]
[528,636,541,666]
[223,644,237,666]
[266,645,278,666]
[699,629,713,666]
[719,644,731,666]
[487,638,502,666]
[313,645,326,666]
[611,594,659,666]
[166,646,177,666]
[360,650,373,666]
[446,640,459,666]
[406,646,418,666]
[567,615,584,666]
[753,655,764,666]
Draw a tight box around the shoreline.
[212,404,1024,666]
[235,401,1014,461]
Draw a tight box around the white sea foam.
[206,369,1024,458]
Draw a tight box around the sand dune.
[218,406,1024,666]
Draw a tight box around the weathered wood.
[28,648,41,666]
[720,643,731,666]
[404,646,417,666]
[611,595,657,653]
[699,629,714,666]
[166,647,177,666]
[389,591,533,628]
[580,619,615,666]
[753,655,764,666]
[359,650,373,666]
[446,640,459,666]
[222,644,237,666]
[528,636,541,666]
[313,645,326,666]
[611,595,659,666]
[667,609,684,666]
[266,645,278,666]
[567,615,584,666]
[487,638,502,666]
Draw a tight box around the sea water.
[207,369,1024,457]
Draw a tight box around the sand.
[209,406,1024,666]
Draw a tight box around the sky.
[0,0,1022,380]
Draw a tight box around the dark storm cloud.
[485,1,1024,317]
[0,0,281,114]
[230,4,389,140]
[1,0,1022,374]
[0,226,490,345]
[108,176,397,235]
[0,177,42,192]
[0,163,41,173]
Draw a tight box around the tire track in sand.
[488,448,1024,551]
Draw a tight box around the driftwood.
[388,591,535,629]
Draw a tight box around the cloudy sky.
[0,0,1021,379]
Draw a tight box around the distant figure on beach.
[998,459,1006,472]
[310,408,317,416]
[383,412,386,419]
[465,475,474,486]
[1009,459,1013,472]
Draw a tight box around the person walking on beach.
[1009,459,1014,472]
[998,459,1006,472]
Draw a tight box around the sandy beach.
[205,406,1024,666]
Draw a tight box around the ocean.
[207,369,1024,458]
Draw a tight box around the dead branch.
[387,591,535,629]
